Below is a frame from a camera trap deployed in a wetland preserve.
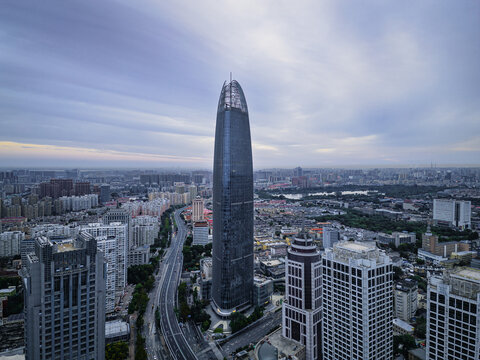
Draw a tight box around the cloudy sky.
[1,0,479,169]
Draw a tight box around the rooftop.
[453,267,480,282]
[56,242,75,252]
[336,241,374,252]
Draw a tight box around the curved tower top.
[217,80,248,114]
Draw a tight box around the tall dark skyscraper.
[212,79,254,315]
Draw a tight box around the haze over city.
[1,0,479,168]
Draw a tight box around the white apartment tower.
[282,231,322,360]
[394,278,418,322]
[192,196,204,222]
[322,241,393,360]
[90,234,117,313]
[80,222,128,293]
[433,199,471,229]
[427,267,480,360]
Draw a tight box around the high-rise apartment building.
[81,222,128,293]
[394,278,418,322]
[88,233,117,313]
[427,267,480,360]
[433,199,471,229]
[103,208,131,246]
[322,241,393,360]
[282,231,322,359]
[0,231,23,257]
[192,196,204,222]
[212,79,254,315]
[22,233,106,360]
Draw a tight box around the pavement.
[219,311,282,357]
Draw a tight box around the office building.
[0,231,23,257]
[22,233,106,360]
[322,241,393,360]
[427,267,480,360]
[421,229,470,259]
[212,79,254,315]
[322,228,339,249]
[99,184,111,204]
[433,199,471,229]
[192,196,204,222]
[394,279,418,322]
[282,231,322,360]
[193,221,209,246]
[253,275,274,308]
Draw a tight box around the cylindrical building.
[212,79,254,315]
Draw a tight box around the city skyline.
[1,1,479,168]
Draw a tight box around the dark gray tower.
[212,79,254,315]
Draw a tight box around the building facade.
[212,79,254,315]
[282,232,322,360]
[193,221,209,246]
[322,241,393,360]
[80,222,128,293]
[322,228,339,249]
[0,231,23,257]
[192,196,204,222]
[22,234,106,360]
[427,267,480,360]
[433,199,471,229]
[394,278,418,322]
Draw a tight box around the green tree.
[105,341,129,360]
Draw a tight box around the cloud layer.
[1,0,479,168]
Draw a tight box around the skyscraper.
[282,230,322,359]
[427,267,480,360]
[212,79,254,315]
[322,241,393,360]
[22,233,106,360]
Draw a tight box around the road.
[220,311,282,356]
[154,209,198,360]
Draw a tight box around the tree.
[105,341,129,360]
[393,266,403,281]
[393,334,417,357]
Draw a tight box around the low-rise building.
[253,275,274,308]
[393,318,414,336]
[105,320,130,344]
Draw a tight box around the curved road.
[157,209,198,360]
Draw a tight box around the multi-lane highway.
[156,209,198,360]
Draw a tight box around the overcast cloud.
[0,0,479,168]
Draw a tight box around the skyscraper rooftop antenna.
[229,72,232,107]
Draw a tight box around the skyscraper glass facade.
[212,80,254,313]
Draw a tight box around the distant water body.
[275,190,379,200]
